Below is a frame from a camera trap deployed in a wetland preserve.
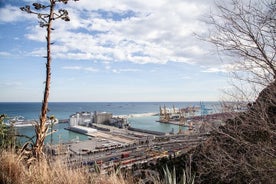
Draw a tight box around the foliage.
[48,115,57,146]
[191,81,276,183]
[163,165,177,184]
[131,153,196,184]
[0,150,139,184]
[191,1,276,182]
[163,165,195,184]
[0,114,17,150]
[139,81,275,183]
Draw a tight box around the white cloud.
[0,0,234,102]
[203,67,227,73]
[25,25,46,42]
[62,66,82,70]
[62,66,98,72]
[0,5,34,23]
[29,47,45,57]
[16,0,216,66]
[85,67,99,72]
[183,46,208,56]
[0,51,11,56]
[111,68,141,73]
[202,64,239,73]
[0,81,23,87]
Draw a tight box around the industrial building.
[69,111,128,130]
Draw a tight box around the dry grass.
[0,150,136,184]
[0,151,24,184]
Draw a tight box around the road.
[63,134,207,172]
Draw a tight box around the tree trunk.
[33,1,54,160]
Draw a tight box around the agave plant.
[162,165,195,184]
[163,165,176,184]
[20,0,78,161]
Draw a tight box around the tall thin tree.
[20,0,78,160]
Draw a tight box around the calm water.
[0,102,219,144]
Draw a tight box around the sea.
[0,102,219,145]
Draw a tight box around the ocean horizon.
[0,101,219,144]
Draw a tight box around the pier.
[52,121,211,173]
[48,110,234,173]
[53,132,208,173]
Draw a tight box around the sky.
[0,0,232,102]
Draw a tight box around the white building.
[69,112,93,127]
[69,111,113,127]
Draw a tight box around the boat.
[5,116,59,127]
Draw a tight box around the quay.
[52,133,208,173]
[157,112,236,127]
[47,110,231,173]
[66,123,157,149]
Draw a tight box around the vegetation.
[191,81,276,183]
[1,149,199,184]
[162,165,195,184]
[20,0,78,160]
[0,114,17,150]
[207,0,275,101]
[208,0,275,84]
[0,150,134,184]
[189,0,276,183]
[1,0,274,183]
[129,80,275,183]
[130,0,276,183]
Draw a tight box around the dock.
[49,110,228,173]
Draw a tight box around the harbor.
[44,106,234,172]
[6,102,234,144]
[0,103,238,173]
[65,111,163,146]
[2,102,235,171]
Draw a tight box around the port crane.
[178,106,199,134]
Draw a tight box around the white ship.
[5,116,58,127]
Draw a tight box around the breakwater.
[128,127,166,136]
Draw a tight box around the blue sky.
[0,0,232,102]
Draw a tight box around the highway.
[63,134,207,172]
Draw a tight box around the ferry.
[5,116,58,127]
